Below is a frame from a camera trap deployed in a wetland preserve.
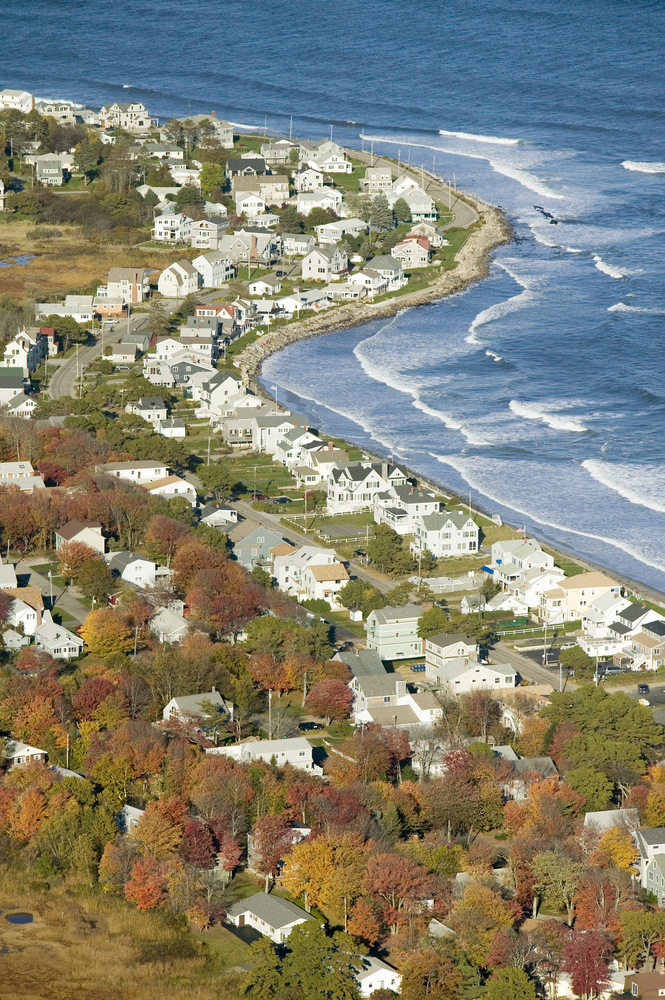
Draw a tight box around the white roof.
[5,738,46,758]
[34,621,82,646]
[151,606,189,636]
[355,956,400,983]
[584,808,639,831]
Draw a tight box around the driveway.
[15,560,90,625]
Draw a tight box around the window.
[383,696,391,703]
[632,986,638,996]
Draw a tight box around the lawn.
[326,609,366,638]
[53,608,77,624]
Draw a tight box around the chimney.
[328,441,333,451]
[250,234,258,261]
[381,461,388,480]
[211,110,216,119]
[211,685,216,692]
[422,603,433,613]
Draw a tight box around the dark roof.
[619,602,650,623]
[427,632,477,647]
[335,648,386,677]
[56,519,102,540]
[227,892,315,929]
[392,484,436,503]
[608,621,632,635]
[108,551,153,572]
[510,757,557,779]
[643,621,665,637]
[637,827,665,846]
[0,376,25,388]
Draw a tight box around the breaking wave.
[593,255,626,278]
[489,161,566,200]
[509,400,588,433]
[486,350,503,362]
[622,161,665,173]
[582,459,665,514]
[439,129,521,145]
[608,302,665,314]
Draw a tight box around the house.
[217,230,281,267]
[226,892,315,944]
[298,139,352,173]
[34,619,83,660]
[101,267,151,304]
[156,417,186,439]
[142,475,197,506]
[281,233,315,256]
[118,803,145,832]
[257,175,289,204]
[192,251,235,288]
[252,411,303,454]
[157,260,201,298]
[314,218,368,244]
[96,460,168,482]
[5,587,44,635]
[374,484,440,534]
[299,445,348,483]
[424,633,479,679]
[623,621,665,672]
[92,296,125,318]
[624,971,665,1000]
[504,757,558,801]
[365,604,424,660]
[296,188,343,215]
[231,525,285,569]
[126,396,168,425]
[327,462,409,515]
[141,143,184,160]
[0,327,48,376]
[162,690,228,722]
[123,332,153,354]
[363,254,407,290]
[110,343,138,364]
[426,654,516,695]
[143,362,176,388]
[190,217,229,251]
[0,89,34,113]
[273,544,343,599]
[354,956,402,997]
[225,157,267,177]
[301,562,350,609]
[539,571,621,623]
[489,538,556,579]
[2,629,29,651]
[335,647,387,678]
[302,245,348,282]
[0,461,35,480]
[294,166,324,192]
[5,394,36,419]
[349,670,407,718]
[260,139,297,165]
[36,158,66,186]
[275,427,323,468]
[199,504,238,528]
[0,374,28,406]
[99,102,157,130]
[169,112,233,148]
[4,739,46,768]
[54,519,105,554]
[0,556,17,589]
[637,827,665,889]
[346,268,388,297]
[391,235,432,268]
[152,213,193,244]
[150,605,191,644]
[107,551,162,588]
[581,591,632,638]
[361,165,393,192]
[409,221,449,248]
[399,187,438,221]
[247,274,283,297]
[207,737,322,774]
[412,510,479,558]
[199,370,244,416]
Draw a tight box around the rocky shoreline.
[235,194,513,382]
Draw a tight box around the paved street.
[15,560,90,625]
[495,640,576,691]
[47,312,152,399]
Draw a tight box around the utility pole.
[207,437,211,466]
[290,116,293,140]
[268,688,272,739]
[370,140,374,167]
[76,344,79,397]
[253,465,257,501]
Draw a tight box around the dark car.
[273,496,293,504]
[299,722,323,732]
[638,683,650,695]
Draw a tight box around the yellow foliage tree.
[516,716,550,758]
[133,802,182,859]
[280,837,335,912]
[449,882,517,966]
[593,825,639,871]
[80,608,134,656]
[645,767,665,828]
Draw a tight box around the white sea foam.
[439,129,521,145]
[622,161,665,174]
[466,266,533,344]
[564,247,584,253]
[489,161,565,200]
[608,302,665,314]
[486,350,503,362]
[592,254,626,279]
[412,400,492,446]
[228,121,261,130]
[509,400,587,433]
[430,453,665,575]
[582,459,665,514]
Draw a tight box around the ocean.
[3,0,665,589]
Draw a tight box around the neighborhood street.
[16,558,90,626]
[47,312,151,399]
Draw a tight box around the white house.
[226,892,315,944]
[364,604,424,661]
[236,191,267,219]
[0,461,35,481]
[142,474,197,505]
[281,233,315,256]
[427,654,516,695]
[489,538,556,579]
[152,213,193,244]
[354,956,402,997]
[296,188,343,215]
[300,561,350,609]
[346,268,388,298]
[126,395,168,425]
[0,375,27,407]
[294,166,324,192]
[302,245,348,282]
[4,739,47,768]
[273,545,344,600]
[315,218,368,244]
[110,343,138,364]
[0,327,48,376]
[150,605,191,644]
[374,484,440,534]
[391,236,431,269]
[107,551,163,588]
[6,587,44,635]
[199,504,238,528]
[192,251,235,288]
[539,571,621,624]
[299,139,352,173]
[363,254,407,290]
[162,690,227,722]
[54,519,106,554]
[361,166,393,192]
[411,510,479,558]
[99,101,157,130]
[34,619,83,660]
[5,394,36,419]
[0,89,34,113]
[96,460,168,482]
[328,462,409,515]
[157,260,201,298]
[409,222,449,248]
[207,737,322,774]
[424,632,479,678]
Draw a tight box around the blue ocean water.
[3,0,665,588]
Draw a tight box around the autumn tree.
[180,820,216,868]
[399,949,462,1000]
[306,678,353,725]
[562,930,611,998]
[144,515,191,566]
[574,869,634,932]
[593,825,639,871]
[533,852,585,924]
[80,608,134,655]
[132,800,182,859]
[618,910,665,969]
[124,856,169,909]
[56,540,99,581]
[251,815,294,891]
[364,853,432,935]
[347,897,381,948]
[449,882,518,966]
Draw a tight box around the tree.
[251,566,273,589]
[175,185,204,214]
[133,800,183,859]
[562,930,611,999]
[417,605,449,639]
[80,608,134,655]
[281,923,361,1000]
[364,853,432,935]
[559,644,595,677]
[347,897,381,947]
[346,194,373,223]
[77,558,115,602]
[56,540,99,581]
[566,765,613,811]
[252,815,294,891]
[369,194,393,231]
[144,514,191,566]
[146,162,174,186]
[393,197,412,224]
[618,910,665,969]
[198,462,235,500]
[449,883,518,966]
[199,161,225,192]
[124,856,169,909]
[277,205,304,234]
[72,677,116,720]
[180,820,216,868]
[533,852,585,924]
[305,206,339,229]
[241,937,282,999]
[399,949,462,1000]
[484,968,537,1000]
[306,679,353,725]
[384,581,414,607]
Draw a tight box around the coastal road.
[494,640,576,690]
[349,148,479,230]
[47,312,151,399]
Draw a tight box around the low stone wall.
[235,198,512,381]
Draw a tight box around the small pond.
[6,913,33,925]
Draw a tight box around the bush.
[301,599,330,615]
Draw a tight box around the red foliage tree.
[248,652,291,695]
[348,897,381,947]
[72,677,116,720]
[172,542,229,592]
[56,540,99,580]
[251,814,294,890]
[548,720,582,770]
[305,678,353,724]
[365,853,432,934]
[36,461,69,486]
[562,930,611,998]
[15,647,56,673]
[180,820,216,868]
[144,515,191,566]
[125,856,169,910]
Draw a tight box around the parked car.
[115,365,130,371]
[638,683,650,695]
[273,496,293,504]
[299,722,323,732]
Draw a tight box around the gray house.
[231,525,285,569]
[226,892,315,944]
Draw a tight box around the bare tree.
[409,724,442,783]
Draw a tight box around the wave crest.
[608,302,665,314]
[622,161,665,174]
[439,129,521,145]
[582,459,665,514]
[593,254,626,279]
[509,400,587,433]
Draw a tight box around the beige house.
[539,571,621,623]
[142,475,197,506]
[55,519,106,554]
[391,236,431,269]
[424,632,479,682]
[301,562,350,608]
